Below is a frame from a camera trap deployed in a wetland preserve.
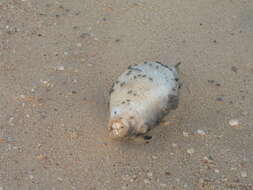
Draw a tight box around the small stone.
[55,65,65,71]
[214,169,220,173]
[241,171,247,178]
[36,154,47,161]
[183,131,189,137]
[144,179,150,184]
[130,175,137,182]
[8,117,14,126]
[229,119,239,127]
[147,172,153,178]
[63,51,69,55]
[151,155,158,160]
[196,129,206,136]
[29,175,34,179]
[165,171,171,176]
[57,177,63,182]
[187,148,195,154]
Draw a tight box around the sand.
[0,0,253,189]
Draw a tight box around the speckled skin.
[108,61,180,140]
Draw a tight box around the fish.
[108,61,181,141]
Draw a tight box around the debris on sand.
[229,119,240,127]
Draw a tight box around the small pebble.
[151,155,158,160]
[214,169,220,173]
[187,148,195,154]
[8,117,14,126]
[144,179,150,184]
[55,65,65,71]
[241,171,247,178]
[196,129,206,136]
[29,175,34,179]
[183,131,189,137]
[229,119,239,127]
[57,177,63,182]
[36,154,47,161]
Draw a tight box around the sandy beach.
[0,0,253,189]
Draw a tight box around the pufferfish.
[108,61,181,141]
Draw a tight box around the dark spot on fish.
[172,88,176,91]
[137,74,142,77]
[143,135,152,140]
[175,78,179,82]
[115,81,119,84]
[130,116,134,119]
[126,70,132,76]
[156,65,159,69]
[130,67,142,72]
[179,83,183,89]
[144,61,147,64]
[133,93,137,96]
[121,101,125,104]
[155,61,170,69]
[128,65,132,69]
[120,82,126,87]
[114,111,117,115]
[208,80,215,84]
[127,90,132,94]
[133,76,137,79]
[142,75,146,78]
[215,83,221,87]
[71,90,77,94]
[149,77,153,81]
[126,99,130,102]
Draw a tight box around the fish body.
[108,61,180,140]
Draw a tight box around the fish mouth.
[108,120,130,140]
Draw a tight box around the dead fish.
[108,61,181,141]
